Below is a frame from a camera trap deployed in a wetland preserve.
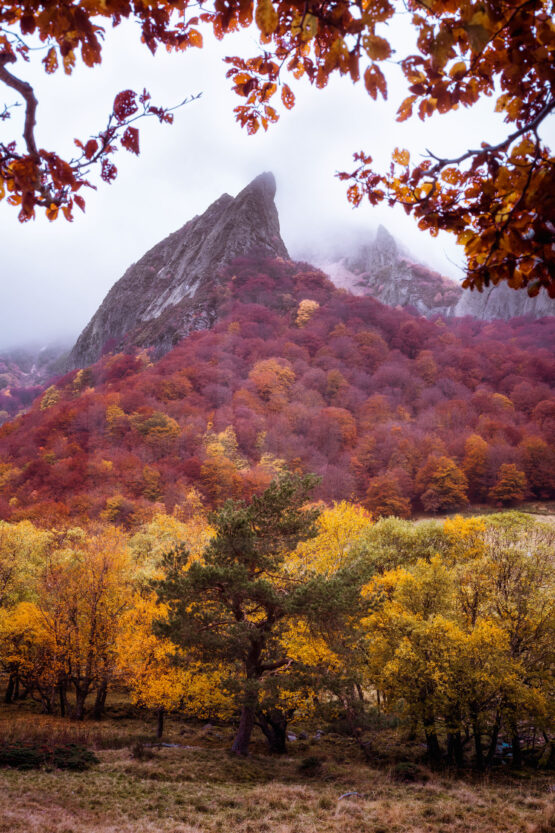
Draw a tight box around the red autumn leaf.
[281,84,295,110]
[101,159,118,183]
[84,139,98,160]
[121,126,140,155]
[113,90,138,123]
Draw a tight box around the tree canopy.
[0,1,553,297]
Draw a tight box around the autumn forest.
[1,0,555,829]
[0,256,553,524]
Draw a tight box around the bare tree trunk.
[4,672,16,704]
[473,721,484,771]
[486,712,502,768]
[156,707,165,740]
[92,680,108,720]
[59,680,67,718]
[425,727,442,768]
[447,731,464,768]
[73,685,89,720]
[511,730,522,769]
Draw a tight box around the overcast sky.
[0,18,553,351]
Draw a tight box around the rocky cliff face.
[453,282,552,319]
[69,172,288,368]
[317,225,462,317]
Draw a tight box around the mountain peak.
[241,171,277,199]
[69,174,288,368]
[376,224,397,251]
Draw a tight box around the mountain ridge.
[68,173,552,372]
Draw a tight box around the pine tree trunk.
[257,710,288,754]
[231,703,256,756]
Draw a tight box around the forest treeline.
[0,476,553,770]
[0,256,553,526]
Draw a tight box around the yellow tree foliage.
[296,299,320,327]
[0,601,60,713]
[489,464,528,505]
[249,358,295,404]
[0,520,52,608]
[116,594,233,719]
[289,500,371,577]
[33,526,134,718]
[362,513,555,767]
[129,511,214,581]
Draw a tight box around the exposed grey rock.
[317,225,462,317]
[317,225,552,320]
[453,281,552,319]
[68,172,288,368]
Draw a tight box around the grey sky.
[0,20,552,350]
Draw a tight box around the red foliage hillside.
[0,255,553,526]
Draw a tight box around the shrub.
[391,762,427,782]
[0,742,98,771]
[297,755,322,776]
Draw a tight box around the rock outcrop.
[318,225,552,320]
[318,225,462,317]
[453,282,552,319]
[69,172,288,368]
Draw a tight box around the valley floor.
[0,709,552,833]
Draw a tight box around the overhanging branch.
[0,53,39,157]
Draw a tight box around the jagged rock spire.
[69,173,288,368]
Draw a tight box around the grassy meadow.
[0,697,553,833]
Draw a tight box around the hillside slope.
[1,255,553,526]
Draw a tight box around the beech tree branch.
[0,53,39,158]
[424,96,555,173]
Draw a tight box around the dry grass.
[0,704,553,833]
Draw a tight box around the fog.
[0,20,552,351]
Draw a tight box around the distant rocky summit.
[319,225,462,317]
[318,225,552,321]
[69,172,288,368]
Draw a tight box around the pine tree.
[153,474,329,755]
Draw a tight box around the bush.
[297,755,323,776]
[0,742,98,771]
[391,761,427,783]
